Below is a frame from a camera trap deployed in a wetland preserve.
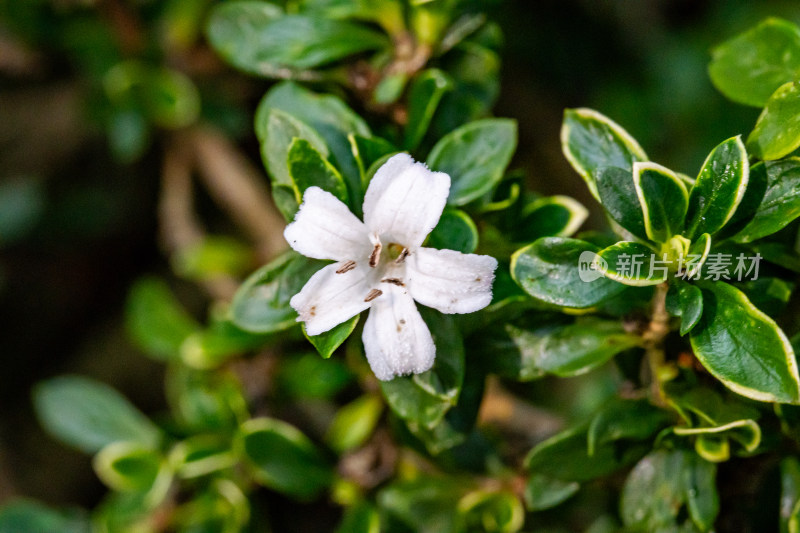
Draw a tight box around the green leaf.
[125,277,199,362]
[349,134,396,186]
[667,279,704,336]
[518,195,588,242]
[238,417,332,500]
[166,366,248,432]
[595,166,648,241]
[685,136,749,239]
[586,398,672,456]
[304,314,359,359]
[173,236,254,281]
[633,162,688,243]
[231,251,322,334]
[288,137,349,203]
[709,17,800,107]
[181,318,273,369]
[523,474,579,511]
[33,375,161,454]
[595,241,668,286]
[482,318,641,380]
[278,352,353,399]
[426,208,479,253]
[380,312,464,429]
[459,490,525,533]
[335,502,381,533]
[170,435,237,479]
[378,477,464,533]
[511,237,626,308]
[0,500,89,533]
[257,82,370,208]
[561,108,648,200]
[748,81,800,160]
[373,71,408,105]
[780,457,800,533]
[93,442,163,493]
[404,69,453,150]
[690,281,800,404]
[207,5,388,74]
[738,277,794,316]
[325,394,384,453]
[428,118,517,206]
[734,158,800,242]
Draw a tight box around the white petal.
[361,285,435,381]
[406,247,498,314]
[284,187,368,261]
[363,153,450,248]
[290,261,373,336]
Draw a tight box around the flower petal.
[284,187,368,261]
[361,284,435,381]
[406,247,498,314]
[363,153,450,248]
[290,261,373,336]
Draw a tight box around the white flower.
[284,153,498,381]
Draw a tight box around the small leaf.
[125,277,199,362]
[378,477,464,533]
[238,418,332,500]
[304,314,359,359]
[166,366,248,432]
[667,279,704,336]
[523,474,579,511]
[633,162,688,243]
[587,398,672,456]
[93,442,163,492]
[335,502,381,533]
[780,457,800,533]
[511,237,626,308]
[595,166,648,241]
[0,500,90,533]
[690,281,800,404]
[207,5,388,74]
[734,158,800,242]
[426,208,479,254]
[34,375,161,454]
[428,118,517,206]
[518,195,588,242]
[685,136,749,239]
[459,490,525,533]
[748,81,800,160]
[709,17,800,107]
[325,394,384,453]
[288,137,349,204]
[561,108,648,200]
[181,318,273,370]
[173,236,254,281]
[349,134,396,186]
[231,251,322,334]
[404,69,453,150]
[595,241,668,286]
[278,353,353,399]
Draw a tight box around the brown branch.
[643,282,671,406]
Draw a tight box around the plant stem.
[643,282,671,406]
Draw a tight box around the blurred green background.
[0,0,798,529]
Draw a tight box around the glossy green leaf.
[373,71,408,105]
[0,500,89,533]
[595,241,668,286]
[325,394,384,453]
[378,477,464,533]
[349,134,396,186]
[748,81,800,160]
[709,17,800,107]
[523,474,579,511]
[238,417,332,500]
[511,237,626,308]
[518,195,588,242]
[428,118,517,205]
[587,398,672,456]
[426,208,479,253]
[483,318,641,380]
[93,442,163,492]
[125,277,199,362]
[667,279,704,336]
[596,166,648,241]
[738,277,794,316]
[169,435,237,479]
[278,352,353,399]
[690,281,800,404]
[181,318,273,370]
[633,162,688,243]
[304,314,359,359]
[207,4,387,74]
[288,137,349,204]
[34,375,161,454]
[734,158,800,242]
[685,136,749,239]
[561,108,648,200]
[231,251,322,334]
[404,69,453,150]
[165,366,248,432]
[459,490,524,533]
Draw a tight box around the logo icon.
[578,251,606,282]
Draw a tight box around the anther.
[369,243,382,267]
[394,248,409,264]
[381,278,404,286]
[364,289,383,302]
[336,260,356,274]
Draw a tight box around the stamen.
[369,243,382,267]
[336,260,356,274]
[394,247,409,264]
[381,277,404,286]
[364,289,383,302]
